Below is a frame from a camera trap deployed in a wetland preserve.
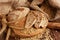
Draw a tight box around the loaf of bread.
[7,7,30,29]
[12,10,48,37]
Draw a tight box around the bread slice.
[25,11,36,29]
[33,11,48,29]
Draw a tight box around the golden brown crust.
[9,17,26,29]
[13,26,46,37]
[7,7,30,29]
[7,7,30,22]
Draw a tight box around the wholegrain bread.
[13,26,46,37]
[31,11,48,29]
[12,10,48,37]
[25,11,36,29]
[9,17,26,29]
[20,29,53,40]
[7,7,30,29]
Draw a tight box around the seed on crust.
[13,26,46,37]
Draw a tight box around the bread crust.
[12,10,48,37]
[7,7,30,29]
[13,26,46,37]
